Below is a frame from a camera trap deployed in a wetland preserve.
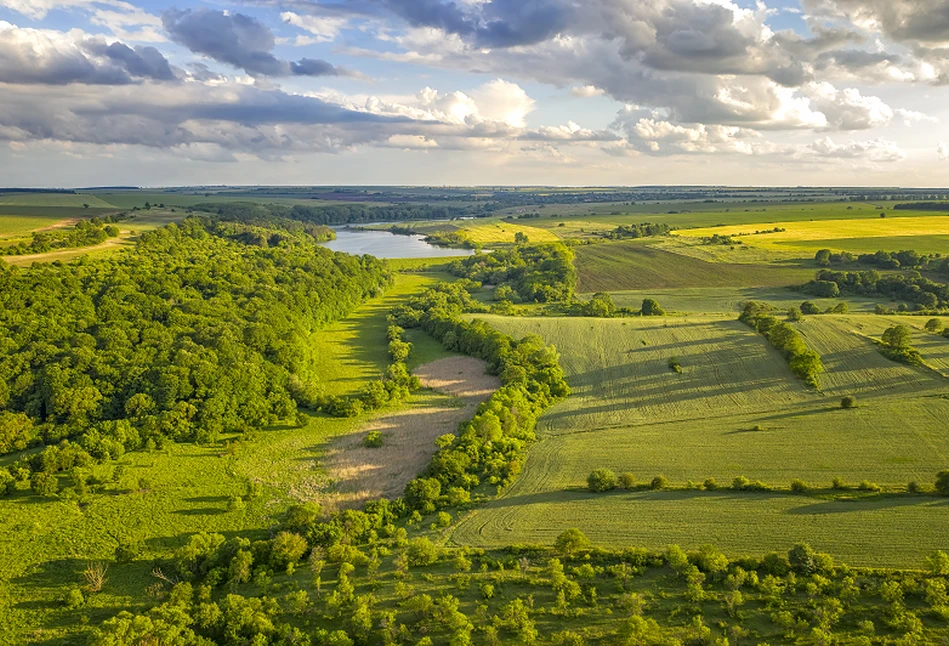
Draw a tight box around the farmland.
[450,314,949,566]
[5,187,949,644]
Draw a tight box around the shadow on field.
[784,495,949,516]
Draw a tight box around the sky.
[1,0,949,187]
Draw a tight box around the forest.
[0,217,390,496]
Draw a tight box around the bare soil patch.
[323,357,500,509]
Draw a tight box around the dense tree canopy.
[0,217,390,480]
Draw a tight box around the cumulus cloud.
[162,9,344,78]
[0,21,176,84]
[807,136,905,162]
[280,12,348,44]
[939,143,949,160]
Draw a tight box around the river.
[320,227,476,259]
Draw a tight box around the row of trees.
[800,269,949,310]
[739,302,824,388]
[814,248,934,270]
[0,217,392,495]
[195,201,487,226]
[603,223,672,239]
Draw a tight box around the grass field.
[450,315,949,566]
[680,215,949,254]
[0,193,117,208]
[574,240,814,292]
[607,287,879,314]
[455,221,560,245]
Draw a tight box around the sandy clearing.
[35,218,80,232]
[321,356,500,510]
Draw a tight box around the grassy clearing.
[0,214,72,238]
[680,215,949,253]
[451,315,949,566]
[456,221,560,245]
[574,240,813,292]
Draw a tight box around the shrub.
[800,301,821,315]
[555,528,590,553]
[831,477,847,490]
[436,511,452,527]
[841,396,857,409]
[114,539,144,564]
[908,481,921,494]
[702,478,718,491]
[790,480,808,494]
[619,472,637,489]
[64,587,85,609]
[936,470,949,496]
[926,318,943,333]
[858,480,882,493]
[668,357,682,374]
[640,298,665,316]
[271,532,308,568]
[732,475,750,491]
[406,538,439,566]
[587,468,617,493]
[650,475,669,490]
[363,430,384,448]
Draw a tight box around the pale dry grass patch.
[324,357,500,509]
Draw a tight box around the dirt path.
[322,356,500,509]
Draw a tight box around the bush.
[667,357,682,373]
[790,480,808,494]
[908,481,921,494]
[587,468,618,493]
[650,475,669,490]
[800,301,821,315]
[831,477,847,490]
[926,318,943,333]
[406,537,439,566]
[936,470,949,496]
[841,395,857,409]
[270,532,307,568]
[436,511,452,527]
[363,430,384,448]
[64,587,84,609]
[702,478,718,491]
[555,528,590,553]
[640,298,665,316]
[858,480,882,493]
[619,472,637,489]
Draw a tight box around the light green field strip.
[0,193,118,208]
[606,287,878,315]
[451,488,949,568]
[679,215,949,252]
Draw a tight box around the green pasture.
[606,287,878,315]
[0,193,117,208]
[451,315,949,566]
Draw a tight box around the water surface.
[321,227,475,259]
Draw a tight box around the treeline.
[739,302,824,388]
[0,217,391,495]
[800,269,949,310]
[603,223,671,239]
[1,218,121,256]
[449,243,576,303]
[815,248,948,272]
[424,230,480,250]
[194,201,484,226]
[893,202,949,211]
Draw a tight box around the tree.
[587,468,617,492]
[882,325,912,349]
[815,249,832,266]
[841,395,857,409]
[640,298,665,316]
[555,528,590,553]
[514,231,529,244]
[404,477,442,513]
[936,470,949,496]
[800,301,821,315]
[270,532,307,568]
[406,537,439,566]
[925,318,943,333]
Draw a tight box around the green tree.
[936,470,949,496]
[587,468,617,492]
[882,325,912,349]
[640,298,665,316]
[555,528,590,553]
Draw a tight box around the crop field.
[455,221,561,245]
[0,193,117,208]
[574,240,814,292]
[680,215,949,253]
[450,315,949,565]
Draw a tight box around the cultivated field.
[680,215,949,254]
[451,315,949,566]
[574,240,814,292]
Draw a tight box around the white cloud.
[280,12,348,44]
[808,136,905,162]
[938,143,949,160]
[570,84,604,97]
